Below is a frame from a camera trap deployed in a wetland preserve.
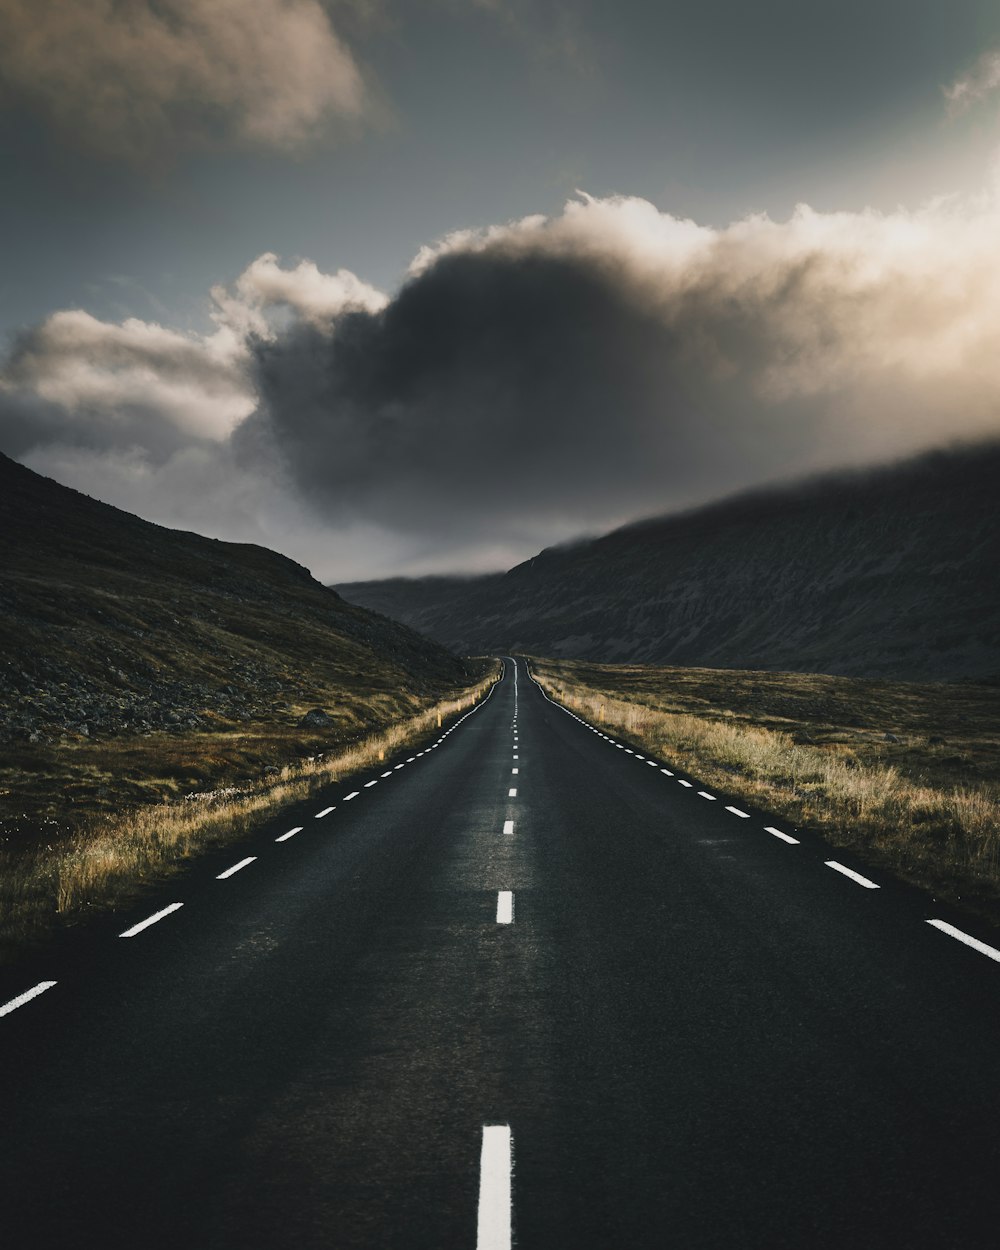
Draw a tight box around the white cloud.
[944,49,1000,112]
[0,0,369,162]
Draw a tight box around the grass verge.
[0,666,498,961]
[530,657,1000,925]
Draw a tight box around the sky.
[3,0,1000,580]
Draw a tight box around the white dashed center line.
[502,820,514,836]
[344,791,360,801]
[275,826,303,842]
[0,980,57,1019]
[508,788,517,797]
[496,891,514,924]
[511,767,519,775]
[926,919,1000,963]
[364,780,378,788]
[660,768,674,776]
[119,902,184,938]
[217,856,256,880]
[765,826,799,844]
[315,806,335,818]
[678,779,693,788]
[825,861,880,889]
[381,770,393,778]
[698,791,716,800]
[394,763,405,770]
[725,806,750,818]
[477,1124,513,1250]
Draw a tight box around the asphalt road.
[3,658,1000,1248]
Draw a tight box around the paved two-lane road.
[3,658,1000,1248]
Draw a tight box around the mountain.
[0,451,471,752]
[337,444,1000,681]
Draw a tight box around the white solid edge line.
[477,1124,512,1250]
[0,980,57,1018]
[344,791,360,801]
[496,891,514,924]
[276,826,303,841]
[315,806,335,818]
[503,820,514,836]
[217,856,256,880]
[825,861,880,889]
[725,806,751,818]
[926,919,1000,963]
[765,826,799,844]
[698,791,716,800]
[119,902,184,938]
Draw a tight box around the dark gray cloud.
[6,193,1000,578]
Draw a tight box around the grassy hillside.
[532,657,1000,923]
[0,452,493,954]
[339,444,1000,681]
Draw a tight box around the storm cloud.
[0,0,369,163]
[6,190,1000,577]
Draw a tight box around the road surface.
[2,658,1000,1248]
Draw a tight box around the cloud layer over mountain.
[4,189,1000,578]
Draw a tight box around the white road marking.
[765,826,799,844]
[477,1124,512,1250]
[0,980,57,1019]
[344,791,360,801]
[825,861,880,889]
[625,749,634,755]
[508,788,517,797]
[503,820,514,836]
[512,767,519,774]
[725,806,750,818]
[678,780,693,788]
[646,760,658,767]
[406,757,416,763]
[513,754,519,760]
[364,780,378,788]
[315,806,335,818]
[496,891,514,924]
[634,754,645,760]
[394,764,405,770]
[698,791,717,800]
[275,826,303,841]
[381,770,393,778]
[926,919,1000,963]
[119,902,184,938]
[217,856,256,880]
[660,768,674,776]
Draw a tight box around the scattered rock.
[299,708,333,728]
[883,731,901,743]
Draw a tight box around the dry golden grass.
[531,658,1000,921]
[0,670,498,960]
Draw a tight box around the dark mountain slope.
[338,444,1000,681]
[0,451,470,750]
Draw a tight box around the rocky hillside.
[338,444,1000,681]
[0,452,471,748]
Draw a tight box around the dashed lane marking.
[512,768,518,774]
[508,788,517,797]
[0,981,57,1019]
[477,1124,513,1250]
[825,861,880,889]
[344,791,360,801]
[660,768,674,776]
[119,903,184,938]
[217,856,256,880]
[926,919,1000,963]
[315,806,335,818]
[698,791,717,800]
[725,806,750,818]
[678,780,693,788]
[503,820,514,836]
[364,780,378,788]
[275,826,303,842]
[496,891,514,924]
[765,826,799,844]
